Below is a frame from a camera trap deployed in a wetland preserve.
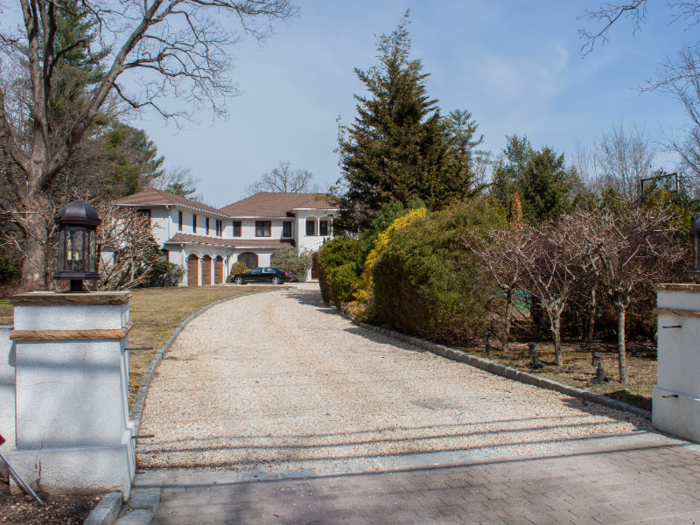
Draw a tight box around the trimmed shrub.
[350,208,427,321]
[226,261,249,282]
[329,263,360,307]
[317,237,363,303]
[149,260,185,287]
[372,200,507,345]
[271,247,313,282]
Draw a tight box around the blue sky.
[102,2,700,205]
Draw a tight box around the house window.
[283,221,292,238]
[161,249,169,262]
[238,252,258,269]
[178,211,183,231]
[192,214,197,233]
[233,221,241,237]
[137,208,151,219]
[319,220,328,236]
[256,221,271,237]
[306,219,315,236]
[216,220,222,237]
[206,217,210,235]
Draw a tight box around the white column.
[7,291,135,496]
[0,325,14,481]
[653,283,700,443]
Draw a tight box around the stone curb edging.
[129,289,272,434]
[84,492,122,525]
[357,322,652,421]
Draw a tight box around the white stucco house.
[112,189,338,286]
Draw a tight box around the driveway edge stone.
[358,322,652,421]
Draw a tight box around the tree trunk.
[19,211,51,292]
[551,313,563,366]
[616,302,627,384]
[585,287,597,348]
[502,288,514,353]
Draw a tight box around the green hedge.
[317,237,362,305]
[372,200,507,345]
[226,261,249,282]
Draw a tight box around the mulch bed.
[0,479,99,524]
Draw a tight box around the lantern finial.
[53,200,102,292]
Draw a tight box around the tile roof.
[112,189,228,217]
[219,192,338,217]
[166,233,295,249]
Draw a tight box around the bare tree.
[579,206,684,383]
[151,166,202,201]
[0,0,298,291]
[466,226,534,353]
[517,219,598,366]
[96,205,161,290]
[245,161,320,196]
[595,123,656,201]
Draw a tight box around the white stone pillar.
[653,283,700,443]
[7,291,135,496]
[0,325,14,481]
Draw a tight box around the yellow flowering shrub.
[348,207,427,321]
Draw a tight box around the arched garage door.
[202,255,212,286]
[187,255,199,287]
[215,256,224,284]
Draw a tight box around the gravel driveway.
[136,284,648,473]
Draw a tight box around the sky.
[74,2,700,206]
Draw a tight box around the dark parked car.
[231,267,292,285]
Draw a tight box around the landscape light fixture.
[693,218,700,274]
[53,199,101,292]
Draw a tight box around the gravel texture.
[136,284,649,472]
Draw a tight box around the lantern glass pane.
[67,228,84,272]
[57,229,65,272]
[88,229,96,272]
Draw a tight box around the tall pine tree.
[333,13,478,232]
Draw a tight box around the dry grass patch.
[458,340,656,412]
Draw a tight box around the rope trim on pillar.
[10,321,134,341]
[653,308,700,318]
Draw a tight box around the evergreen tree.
[520,147,573,224]
[491,135,533,209]
[333,13,478,232]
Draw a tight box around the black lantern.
[693,218,700,274]
[54,200,102,292]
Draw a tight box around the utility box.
[653,283,700,443]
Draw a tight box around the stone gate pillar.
[653,283,700,443]
[7,291,135,496]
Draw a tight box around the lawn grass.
[0,299,12,326]
[0,285,275,408]
[458,339,656,411]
